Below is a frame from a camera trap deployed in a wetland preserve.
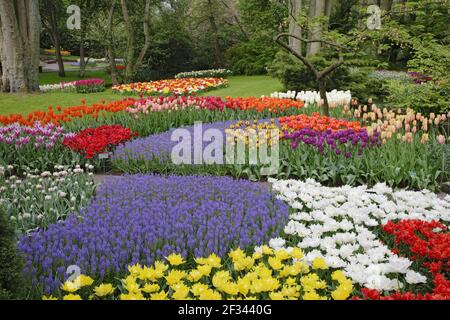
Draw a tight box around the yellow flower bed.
[43,248,353,301]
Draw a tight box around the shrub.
[0,206,25,299]
[225,41,277,75]
[383,80,449,114]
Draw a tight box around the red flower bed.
[63,125,138,159]
[359,220,450,300]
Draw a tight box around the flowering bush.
[43,249,353,300]
[0,165,95,234]
[19,174,289,295]
[0,122,82,173]
[63,125,138,159]
[267,178,450,292]
[112,78,228,95]
[175,69,233,79]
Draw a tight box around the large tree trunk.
[54,33,65,77]
[0,0,41,93]
[207,0,222,67]
[308,0,326,56]
[134,0,151,72]
[107,2,118,86]
[120,0,135,82]
[289,0,303,53]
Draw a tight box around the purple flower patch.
[18,174,289,294]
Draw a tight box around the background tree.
[40,0,66,77]
[0,0,41,92]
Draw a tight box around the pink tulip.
[437,135,446,145]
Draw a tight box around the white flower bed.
[267,178,450,291]
[39,82,76,93]
[270,90,352,107]
[175,69,232,79]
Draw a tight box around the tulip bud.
[437,135,446,145]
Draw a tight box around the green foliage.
[383,80,449,114]
[0,206,25,299]
[407,38,450,82]
[268,51,376,101]
[225,41,277,75]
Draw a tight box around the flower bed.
[112,78,228,95]
[0,165,95,234]
[0,99,136,127]
[270,90,352,108]
[284,128,380,157]
[19,174,289,295]
[267,178,450,293]
[0,122,83,173]
[45,249,353,300]
[175,69,233,79]
[63,125,138,159]
[279,113,362,132]
[128,96,305,115]
[39,78,105,93]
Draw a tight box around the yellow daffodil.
[61,281,80,293]
[94,283,115,297]
[191,283,210,297]
[74,275,94,287]
[290,248,304,259]
[142,283,160,294]
[42,295,58,300]
[188,269,204,282]
[269,292,285,300]
[165,270,187,287]
[166,253,185,266]
[63,294,82,300]
[199,289,221,300]
[268,256,283,271]
[312,257,328,270]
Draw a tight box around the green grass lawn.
[0,74,283,116]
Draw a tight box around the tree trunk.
[207,0,222,67]
[318,77,329,116]
[120,0,135,82]
[379,0,392,11]
[325,0,333,17]
[54,33,65,77]
[0,0,41,93]
[309,0,326,56]
[220,0,250,40]
[134,0,151,72]
[289,0,303,53]
[107,2,118,85]
[79,28,86,78]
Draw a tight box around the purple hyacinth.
[18,174,289,294]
